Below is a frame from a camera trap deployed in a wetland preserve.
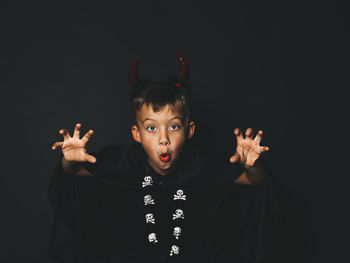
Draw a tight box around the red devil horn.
[176,52,189,87]
[129,58,140,87]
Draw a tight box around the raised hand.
[51,123,97,163]
[229,128,269,168]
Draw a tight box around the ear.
[131,124,141,143]
[186,121,195,139]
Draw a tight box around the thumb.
[86,154,97,163]
[229,153,240,163]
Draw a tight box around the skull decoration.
[144,195,155,206]
[172,209,184,220]
[173,189,186,200]
[142,176,153,188]
[148,233,158,243]
[170,245,180,256]
[145,213,155,224]
[173,226,182,239]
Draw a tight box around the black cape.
[48,141,283,263]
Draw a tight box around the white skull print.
[142,176,153,188]
[145,213,155,224]
[170,245,180,256]
[173,226,182,239]
[148,233,158,243]
[144,195,155,205]
[173,189,186,200]
[172,209,184,220]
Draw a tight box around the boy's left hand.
[229,128,270,168]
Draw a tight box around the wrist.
[61,156,82,175]
[244,164,255,169]
[243,158,263,169]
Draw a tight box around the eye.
[170,124,180,131]
[147,126,156,132]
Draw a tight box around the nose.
[159,130,170,146]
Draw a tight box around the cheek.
[170,133,186,148]
[142,144,156,159]
[139,131,153,143]
[140,135,156,153]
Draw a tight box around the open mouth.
[159,153,171,163]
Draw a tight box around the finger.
[86,154,97,163]
[81,130,94,145]
[259,146,270,152]
[254,130,263,144]
[73,123,82,139]
[234,128,243,141]
[51,141,63,150]
[245,127,253,139]
[229,153,240,163]
[59,129,71,141]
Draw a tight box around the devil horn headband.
[128,57,140,89]
[176,52,189,87]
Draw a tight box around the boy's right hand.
[51,123,97,163]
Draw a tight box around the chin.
[158,160,177,172]
[158,162,172,169]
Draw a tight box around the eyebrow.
[142,117,182,124]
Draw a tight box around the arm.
[52,123,96,176]
[233,159,267,185]
[61,157,92,176]
[230,128,270,186]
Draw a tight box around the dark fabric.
[48,140,283,263]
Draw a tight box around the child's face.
[131,103,195,176]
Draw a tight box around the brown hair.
[131,80,192,127]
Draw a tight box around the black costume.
[48,140,283,263]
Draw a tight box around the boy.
[49,54,282,263]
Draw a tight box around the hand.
[51,123,97,163]
[229,128,269,167]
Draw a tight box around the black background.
[1,0,346,262]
